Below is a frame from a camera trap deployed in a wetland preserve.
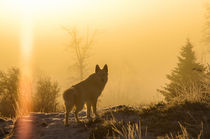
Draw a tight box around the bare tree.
[63,27,96,81]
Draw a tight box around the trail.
[2,106,155,139]
[10,111,89,139]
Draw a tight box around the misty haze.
[0,0,210,139]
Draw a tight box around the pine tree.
[158,40,206,101]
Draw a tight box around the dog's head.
[95,64,108,83]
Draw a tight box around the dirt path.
[9,111,90,139]
[5,106,154,139]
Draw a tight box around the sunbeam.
[16,1,34,138]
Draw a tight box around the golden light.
[1,0,101,116]
[15,0,37,138]
[18,0,34,115]
[12,0,68,116]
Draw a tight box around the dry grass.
[110,121,205,139]
[88,99,210,139]
[158,122,204,139]
[141,101,210,138]
[111,121,147,139]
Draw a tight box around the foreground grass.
[1,100,209,139]
[87,101,210,138]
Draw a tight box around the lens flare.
[18,0,34,116]
[16,1,34,138]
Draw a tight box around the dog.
[63,64,108,125]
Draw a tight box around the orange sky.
[0,0,210,106]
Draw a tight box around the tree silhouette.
[63,27,96,81]
[32,75,60,113]
[0,68,19,117]
[158,40,206,101]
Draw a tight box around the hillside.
[1,101,210,139]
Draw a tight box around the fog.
[0,0,209,107]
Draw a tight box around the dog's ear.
[95,64,101,73]
[103,64,108,73]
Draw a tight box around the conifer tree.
[158,40,206,101]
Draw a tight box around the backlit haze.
[0,0,210,107]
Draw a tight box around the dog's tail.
[63,87,75,106]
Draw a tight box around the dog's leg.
[74,102,84,123]
[74,111,80,122]
[65,110,69,126]
[92,99,99,118]
[65,101,74,126]
[64,103,69,126]
[86,102,92,121]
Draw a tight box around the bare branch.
[63,26,96,80]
